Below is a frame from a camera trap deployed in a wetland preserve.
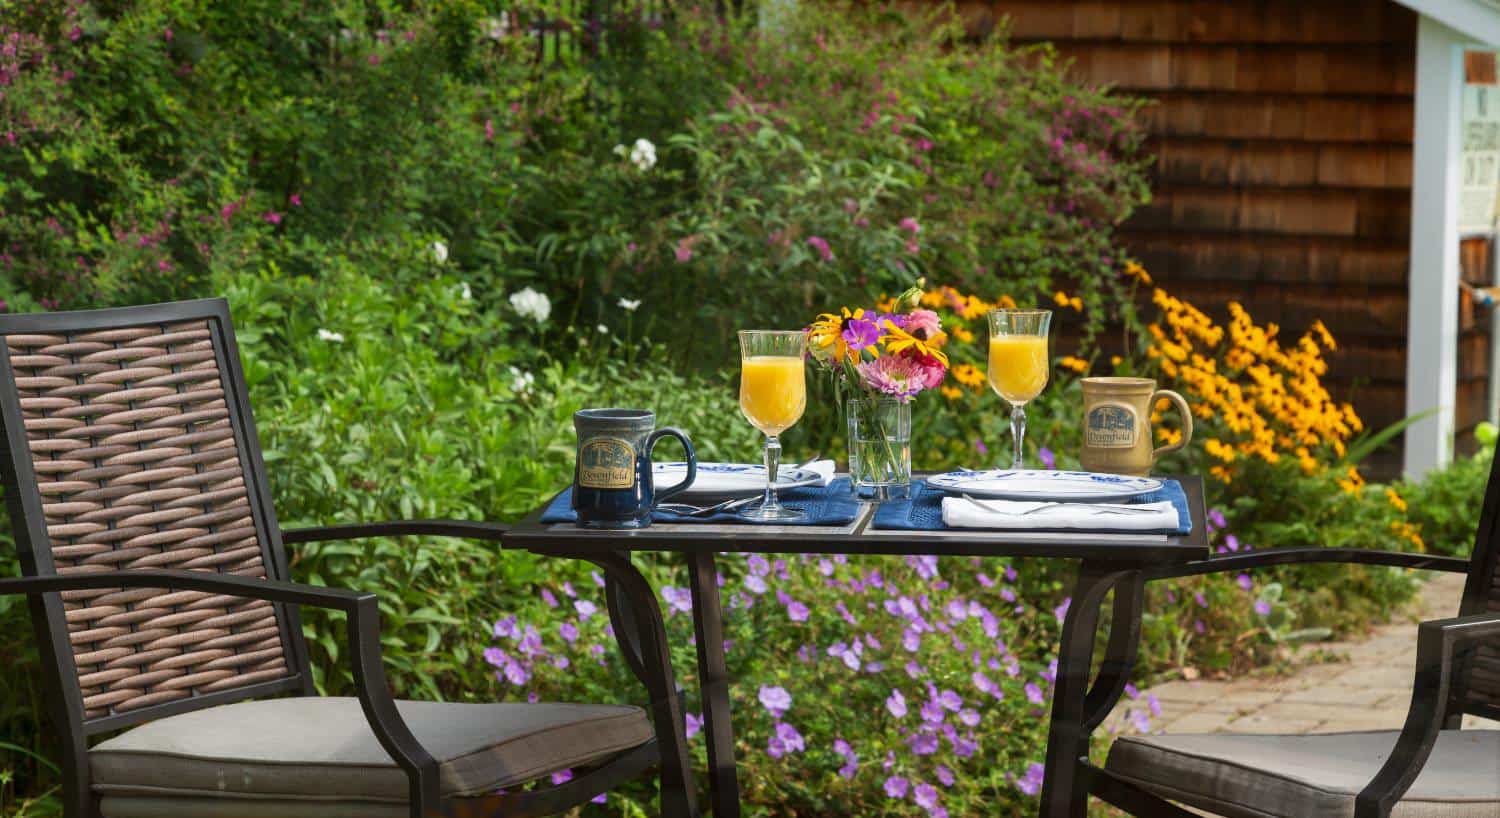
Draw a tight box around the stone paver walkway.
[1112,571,1500,736]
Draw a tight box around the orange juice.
[987,336,1049,404]
[740,356,807,435]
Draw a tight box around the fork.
[658,455,826,517]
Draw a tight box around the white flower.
[508,366,535,395]
[628,138,656,171]
[612,144,628,158]
[459,282,472,300]
[317,329,345,343]
[481,15,509,41]
[431,240,448,263]
[597,323,609,334]
[618,297,641,312]
[509,287,551,324]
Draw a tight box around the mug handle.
[1150,390,1194,465]
[647,427,697,505]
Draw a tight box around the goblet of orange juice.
[738,330,808,521]
[987,309,1052,469]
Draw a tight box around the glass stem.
[762,434,783,511]
[1009,404,1027,470]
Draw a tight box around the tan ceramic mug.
[1080,377,1193,476]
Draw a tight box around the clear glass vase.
[846,397,912,500]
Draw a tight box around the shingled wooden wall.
[940,0,1492,473]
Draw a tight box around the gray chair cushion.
[1105,729,1500,818]
[90,697,652,811]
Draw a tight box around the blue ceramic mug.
[572,408,697,529]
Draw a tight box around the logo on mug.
[578,438,635,489]
[1086,404,1137,449]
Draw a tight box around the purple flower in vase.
[842,317,882,351]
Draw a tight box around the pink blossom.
[674,236,696,263]
[806,235,833,262]
[289,193,302,206]
[899,217,921,234]
[857,355,930,399]
[164,27,173,41]
[68,26,81,42]
[905,240,920,255]
[484,118,495,141]
[263,211,282,225]
[367,54,381,66]
[905,309,941,339]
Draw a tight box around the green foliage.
[1403,446,1493,558]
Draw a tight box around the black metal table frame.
[507,476,1212,818]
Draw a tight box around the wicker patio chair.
[0,299,699,818]
[1074,457,1500,817]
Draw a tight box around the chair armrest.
[0,569,443,815]
[1144,548,1468,582]
[0,569,372,611]
[1354,611,1500,818]
[281,519,509,545]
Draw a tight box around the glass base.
[738,503,807,522]
[852,481,910,501]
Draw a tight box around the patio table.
[506,474,1210,818]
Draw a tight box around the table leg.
[686,550,742,818]
[1038,561,1133,818]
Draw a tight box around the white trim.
[1404,16,1470,479]
[1394,0,1500,46]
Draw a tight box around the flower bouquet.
[807,284,949,499]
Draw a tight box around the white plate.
[926,469,1163,502]
[653,462,823,500]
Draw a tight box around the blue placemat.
[541,478,861,527]
[872,478,1192,535]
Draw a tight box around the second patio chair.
[1080,454,1500,817]
[0,299,698,818]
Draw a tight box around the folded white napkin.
[804,459,836,487]
[940,497,1178,532]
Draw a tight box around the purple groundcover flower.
[758,685,792,718]
[1025,682,1045,705]
[884,776,909,799]
[910,732,940,755]
[886,688,908,718]
[661,586,692,614]
[1208,508,1227,530]
[767,721,805,759]
[575,599,597,620]
[1054,597,1071,624]
[843,317,882,351]
[1038,446,1056,469]
[1254,599,1273,616]
[559,622,578,643]
[685,712,703,740]
[1236,574,1253,591]
[785,599,810,622]
[1016,762,1046,796]
[914,782,940,810]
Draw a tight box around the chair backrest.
[1457,445,1500,722]
[0,299,309,736]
